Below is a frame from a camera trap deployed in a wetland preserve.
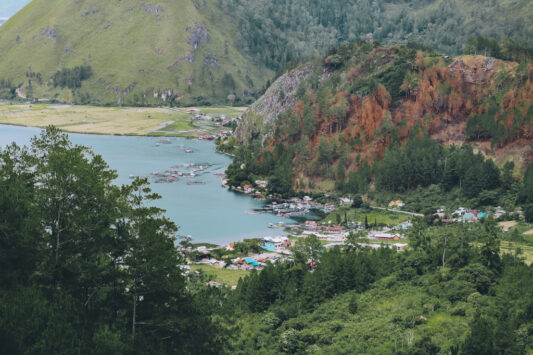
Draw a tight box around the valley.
[0,0,532,353]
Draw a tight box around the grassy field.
[323,207,411,226]
[190,264,248,286]
[0,103,245,136]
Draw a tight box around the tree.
[462,314,495,355]
[524,204,533,223]
[501,161,515,190]
[346,231,367,251]
[519,162,533,203]
[348,295,358,314]
[0,127,225,353]
[292,235,322,265]
[351,195,363,208]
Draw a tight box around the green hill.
[0,0,272,105]
[1,0,532,106]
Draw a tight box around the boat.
[129,174,135,179]
[185,149,194,153]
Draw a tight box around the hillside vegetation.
[0,0,271,105]
[1,103,532,355]
[230,41,533,195]
[220,0,533,70]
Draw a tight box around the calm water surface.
[0,125,293,244]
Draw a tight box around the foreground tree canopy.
[1,127,532,354]
[0,127,223,354]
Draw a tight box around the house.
[493,207,506,218]
[327,225,343,232]
[261,236,290,252]
[340,197,352,206]
[376,234,395,240]
[255,180,268,188]
[243,185,254,194]
[206,281,222,287]
[243,257,259,267]
[463,212,476,223]
[186,108,202,114]
[453,207,467,216]
[389,200,405,208]
[323,203,335,213]
[399,221,412,230]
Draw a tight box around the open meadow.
[0,103,246,137]
[190,264,248,286]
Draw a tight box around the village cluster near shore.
[185,108,239,141]
[181,194,521,288]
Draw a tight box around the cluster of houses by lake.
[182,193,527,288]
[186,108,242,127]
[434,205,522,223]
[185,217,415,278]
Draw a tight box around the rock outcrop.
[234,64,311,145]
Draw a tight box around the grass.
[500,241,533,265]
[0,0,272,105]
[323,207,411,226]
[190,264,248,286]
[0,103,245,136]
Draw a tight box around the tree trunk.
[442,235,448,267]
[132,292,137,341]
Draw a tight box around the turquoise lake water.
[0,125,294,245]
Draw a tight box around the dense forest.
[218,0,533,71]
[0,78,16,100]
[52,65,93,89]
[0,128,223,354]
[1,128,532,353]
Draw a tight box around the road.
[369,206,424,217]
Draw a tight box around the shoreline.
[0,122,210,140]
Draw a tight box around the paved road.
[369,206,424,217]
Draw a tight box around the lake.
[0,125,295,245]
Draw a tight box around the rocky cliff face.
[234,64,312,145]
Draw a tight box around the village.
[182,194,520,288]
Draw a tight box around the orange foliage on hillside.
[267,53,533,178]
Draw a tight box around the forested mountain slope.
[0,0,271,105]
[220,0,533,70]
[233,41,533,191]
